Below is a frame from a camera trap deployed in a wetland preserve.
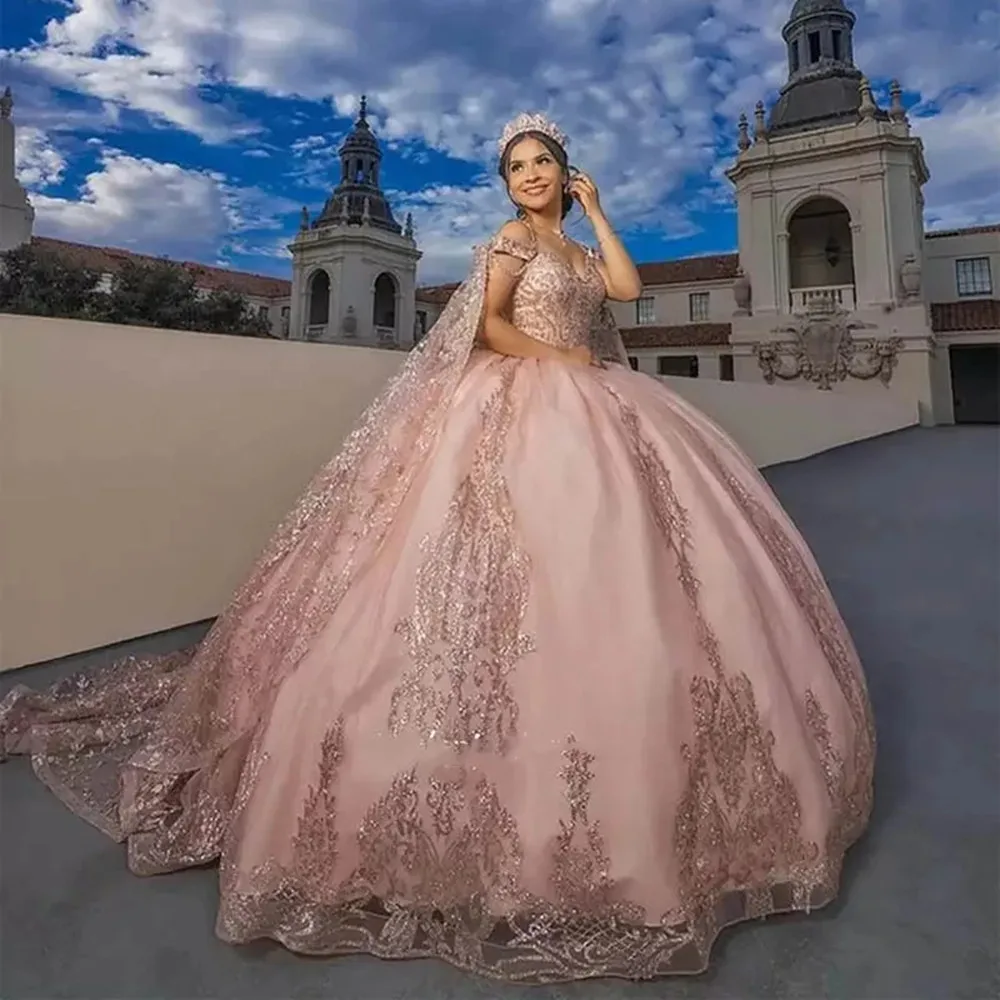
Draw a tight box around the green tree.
[197,288,273,337]
[1,245,276,337]
[0,243,101,318]
[92,259,273,336]
[92,257,202,330]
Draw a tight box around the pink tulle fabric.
[0,231,874,984]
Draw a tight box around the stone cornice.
[727,126,930,184]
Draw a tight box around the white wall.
[0,314,404,670]
[923,229,1000,302]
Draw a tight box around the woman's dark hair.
[498,130,574,220]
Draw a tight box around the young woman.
[2,112,874,983]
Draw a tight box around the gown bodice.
[505,241,607,350]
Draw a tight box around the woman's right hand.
[563,345,595,366]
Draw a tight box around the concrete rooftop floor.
[1,425,998,1000]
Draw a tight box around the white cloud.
[31,149,296,261]
[4,0,997,276]
[14,127,67,189]
[395,182,510,285]
[288,132,347,190]
[18,46,250,142]
[912,91,1000,229]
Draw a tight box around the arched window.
[373,272,397,330]
[308,270,330,326]
[787,196,856,309]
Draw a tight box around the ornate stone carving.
[888,79,907,123]
[753,300,902,390]
[737,113,751,151]
[858,77,877,120]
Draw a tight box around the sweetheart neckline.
[530,241,597,285]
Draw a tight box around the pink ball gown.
[0,230,874,983]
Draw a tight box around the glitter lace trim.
[207,721,856,983]
[388,361,533,753]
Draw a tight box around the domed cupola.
[315,96,402,233]
[767,0,887,135]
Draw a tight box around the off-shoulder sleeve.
[487,232,537,278]
[489,233,536,262]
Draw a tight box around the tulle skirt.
[1,352,874,983]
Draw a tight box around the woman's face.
[505,135,564,215]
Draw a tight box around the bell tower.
[725,0,944,422]
[288,96,421,348]
[770,0,863,135]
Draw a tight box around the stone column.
[775,231,790,314]
[849,221,864,309]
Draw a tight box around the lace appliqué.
[215,736,706,982]
[290,718,346,900]
[701,453,875,851]
[389,362,533,753]
[600,385,831,924]
[552,737,639,918]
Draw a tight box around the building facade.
[2,0,997,421]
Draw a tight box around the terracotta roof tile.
[415,283,459,305]
[620,323,732,349]
[636,253,739,286]
[930,299,1000,332]
[926,224,1000,239]
[31,236,292,300]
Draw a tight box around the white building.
[0,87,35,252]
[2,0,997,422]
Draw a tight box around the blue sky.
[3,0,998,284]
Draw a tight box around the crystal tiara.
[497,112,569,157]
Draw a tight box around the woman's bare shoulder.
[490,219,536,260]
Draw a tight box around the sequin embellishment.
[389,362,533,753]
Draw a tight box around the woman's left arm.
[569,172,643,302]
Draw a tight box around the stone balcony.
[300,324,398,344]
[790,283,856,312]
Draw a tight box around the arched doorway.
[787,196,855,311]
[373,272,397,344]
[307,269,330,337]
